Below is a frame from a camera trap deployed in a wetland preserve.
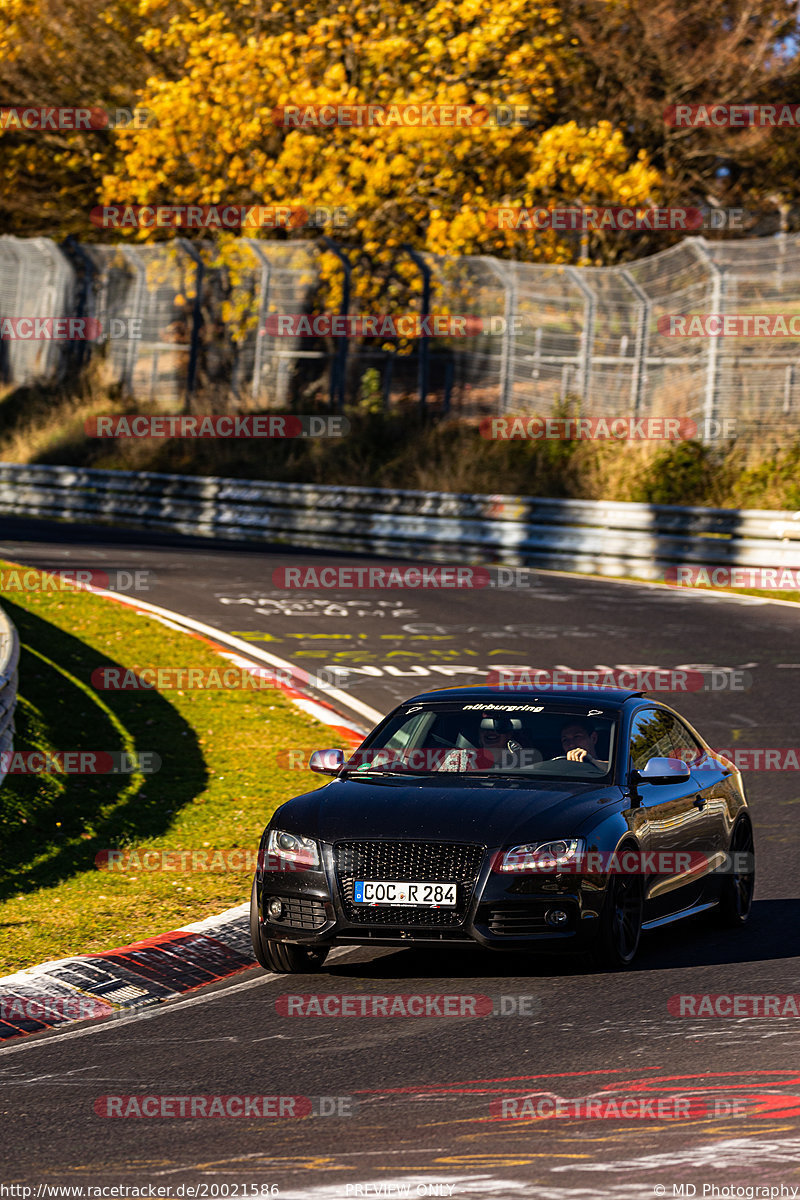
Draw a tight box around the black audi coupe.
[250,686,754,971]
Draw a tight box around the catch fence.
[1,232,800,434]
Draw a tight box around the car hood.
[272,775,622,847]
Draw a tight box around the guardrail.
[0,603,20,787]
[0,461,799,581]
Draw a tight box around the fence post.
[319,238,351,411]
[62,236,96,370]
[686,237,726,437]
[118,247,147,395]
[486,259,515,412]
[621,269,651,417]
[402,244,431,416]
[566,267,596,402]
[242,239,272,404]
[178,239,205,410]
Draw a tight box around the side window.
[383,711,435,750]
[629,708,697,771]
[670,718,705,764]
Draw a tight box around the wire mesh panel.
[77,244,143,393]
[507,262,594,411]
[703,235,800,432]
[78,242,200,405]
[626,240,715,428]
[418,252,510,415]
[246,241,323,408]
[0,237,76,386]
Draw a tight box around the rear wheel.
[718,818,755,926]
[249,878,330,973]
[591,864,643,969]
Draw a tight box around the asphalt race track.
[2,516,800,1200]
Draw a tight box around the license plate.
[353,880,457,907]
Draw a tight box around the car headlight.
[267,828,320,869]
[497,838,585,873]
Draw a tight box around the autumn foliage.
[1,0,799,297]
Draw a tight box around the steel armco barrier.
[1,462,800,581]
[0,603,20,787]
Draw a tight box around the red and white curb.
[0,586,379,1043]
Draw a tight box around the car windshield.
[343,700,618,780]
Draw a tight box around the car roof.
[402,685,645,709]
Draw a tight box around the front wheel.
[591,868,643,969]
[249,878,330,973]
[718,818,755,927]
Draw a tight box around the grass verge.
[0,566,346,975]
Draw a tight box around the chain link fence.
[0,236,76,386]
[415,235,800,431]
[2,232,800,432]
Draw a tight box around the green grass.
[0,566,349,974]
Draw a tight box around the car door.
[680,722,739,901]
[627,707,712,919]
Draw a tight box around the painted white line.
[0,583,380,1040]
[84,585,383,727]
[533,565,800,612]
[0,948,360,1057]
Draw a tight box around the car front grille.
[334,840,485,926]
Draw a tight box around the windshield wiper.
[343,764,435,777]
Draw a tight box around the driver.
[559,719,608,769]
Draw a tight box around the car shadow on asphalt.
[324,898,800,979]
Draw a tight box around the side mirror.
[630,756,692,786]
[309,748,345,776]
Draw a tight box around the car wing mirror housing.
[630,756,692,787]
[309,748,345,775]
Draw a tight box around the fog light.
[546,909,569,927]
[267,897,284,920]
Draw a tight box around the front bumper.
[255,839,605,951]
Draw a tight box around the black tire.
[591,861,644,969]
[249,878,330,973]
[718,817,755,927]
